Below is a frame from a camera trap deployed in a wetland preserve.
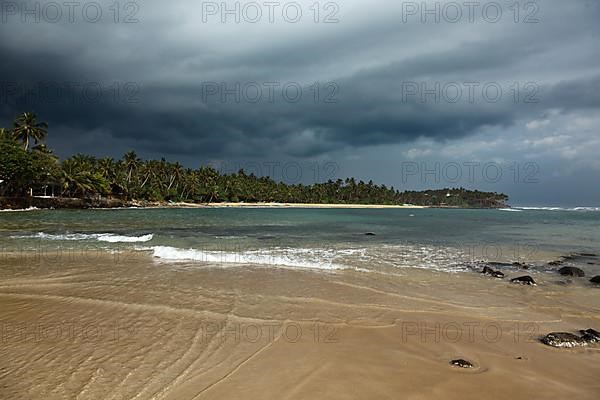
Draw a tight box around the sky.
[1,0,599,206]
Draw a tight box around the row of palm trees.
[0,113,509,207]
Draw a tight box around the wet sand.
[0,252,599,399]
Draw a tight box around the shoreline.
[0,196,516,211]
[0,196,431,210]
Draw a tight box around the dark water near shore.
[1,207,599,275]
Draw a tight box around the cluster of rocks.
[547,253,600,284]
[449,329,600,368]
[448,263,599,367]
[477,263,537,285]
[447,253,600,367]
[538,253,600,349]
[475,252,600,286]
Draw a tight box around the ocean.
[2,207,599,276]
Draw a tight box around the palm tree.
[12,112,48,150]
[98,157,115,178]
[122,151,140,184]
[60,158,109,197]
[61,159,89,197]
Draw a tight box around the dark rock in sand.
[580,329,600,343]
[558,266,585,277]
[541,332,586,348]
[449,359,474,368]
[579,253,598,257]
[590,276,600,284]
[510,276,536,285]
[364,232,376,236]
[541,329,600,348]
[481,266,504,278]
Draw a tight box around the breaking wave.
[150,245,362,271]
[10,232,154,243]
[0,207,40,212]
[149,244,473,273]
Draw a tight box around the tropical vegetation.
[0,113,509,208]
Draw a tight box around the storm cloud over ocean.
[1,0,599,205]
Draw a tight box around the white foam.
[514,206,600,212]
[151,245,349,271]
[365,243,474,273]
[10,232,88,240]
[149,244,470,274]
[498,208,523,212]
[10,232,153,243]
[97,233,154,243]
[0,207,39,212]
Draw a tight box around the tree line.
[0,113,509,207]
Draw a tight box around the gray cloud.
[1,0,599,203]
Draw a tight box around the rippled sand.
[0,252,599,399]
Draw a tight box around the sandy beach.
[1,250,598,400]
[156,202,428,209]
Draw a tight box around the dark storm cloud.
[1,0,599,165]
[544,76,600,111]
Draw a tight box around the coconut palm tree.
[98,157,115,179]
[122,151,140,184]
[60,157,109,197]
[12,112,48,150]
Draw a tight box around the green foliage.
[61,157,110,197]
[30,145,61,188]
[0,113,509,207]
[0,135,34,195]
[12,112,48,151]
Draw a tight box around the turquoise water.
[1,207,599,274]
